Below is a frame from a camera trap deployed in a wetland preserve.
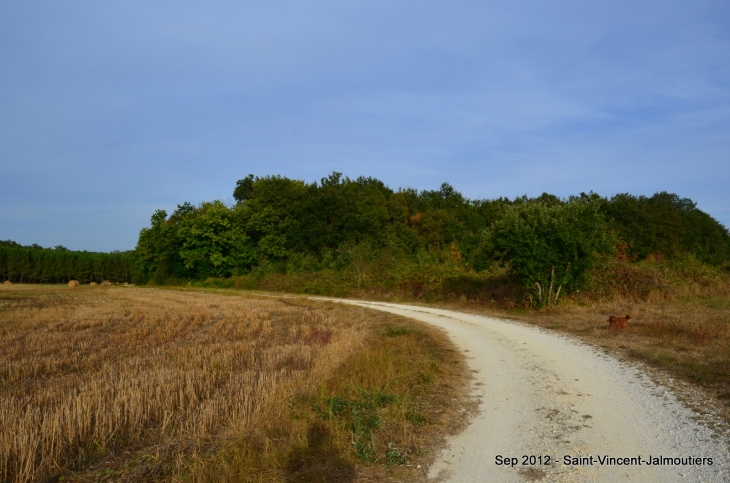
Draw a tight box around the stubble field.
[0,285,469,483]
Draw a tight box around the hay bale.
[68,280,80,287]
[3,280,11,285]
[101,280,112,285]
[123,282,128,286]
[89,282,97,286]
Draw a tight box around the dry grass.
[530,297,730,391]
[0,285,469,483]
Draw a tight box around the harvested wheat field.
[0,285,470,483]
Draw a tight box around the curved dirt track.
[306,298,729,483]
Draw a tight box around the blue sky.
[1,1,729,252]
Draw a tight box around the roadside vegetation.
[509,255,730,431]
[414,253,730,432]
[226,252,730,429]
[0,285,469,483]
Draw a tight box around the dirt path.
[307,298,729,482]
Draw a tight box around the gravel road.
[310,298,729,483]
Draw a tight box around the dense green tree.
[136,209,180,283]
[233,175,307,259]
[0,243,134,284]
[135,203,204,282]
[486,197,614,306]
[232,174,256,202]
[178,201,255,277]
[294,173,395,252]
[681,208,730,264]
[602,192,730,263]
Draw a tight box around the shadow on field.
[285,421,355,482]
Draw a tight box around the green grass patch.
[383,325,410,337]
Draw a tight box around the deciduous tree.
[487,197,613,306]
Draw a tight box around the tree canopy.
[0,241,134,284]
[8,173,729,299]
[130,174,730,286]
[486,196,614,305]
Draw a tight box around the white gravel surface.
[308,298,729,483]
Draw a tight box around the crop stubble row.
[0,287,370,483]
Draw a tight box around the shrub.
[486,196,613,306]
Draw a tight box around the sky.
[1,1,729,252]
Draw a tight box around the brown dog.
[608,314,631,329]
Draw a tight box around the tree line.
[4,173,728,302]
[133,173,730,304]
[0,240,135,284]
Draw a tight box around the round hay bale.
[89,282,97,286]
[3,280,11,285]
[68,280,80,287]
[101,280,112,285]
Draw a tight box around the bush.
[486,196,613,306]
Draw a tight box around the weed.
[385,443,407,466]
[418,372,434,384]
[316,388,397,461]
[407,411,427,426]
[384,325,410,337]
